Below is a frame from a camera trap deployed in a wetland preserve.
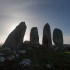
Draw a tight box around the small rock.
[18,50,26,54]
[19,59,31,66]
[15,54,19,58]
[7,55,15,60]
[11,55,16,60]
[7,56,13,61]
[0,56,5,62]
[46,64,52,69]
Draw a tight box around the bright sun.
[9,24,17,32]
[8,23,18,33]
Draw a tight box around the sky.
[0,0,70,44]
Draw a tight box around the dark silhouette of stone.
[53,28,64,50]
[23,41,31,47]
[3,22,27,49]
[24,41,31,45]
[30,27,39,45]
[42,23,52,47]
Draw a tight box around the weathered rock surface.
[2,22,27,49]
[42,23,52,47]
[19,59,32,70]
[0,56,5,62]
[53,28,64,50]
[30,27,39,45]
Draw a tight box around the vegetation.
[0,45,70,70]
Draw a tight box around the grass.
[1,46,70,70]
[17,47,70,70]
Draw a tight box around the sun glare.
[8,23,18,33]
[24,35,29,41]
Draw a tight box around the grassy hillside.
[18,47,70,70]
[0,45,70,70]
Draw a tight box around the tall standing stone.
[30,27,39,45]
[3,22,27,49]
[53,28,64,50]
[42,23,52,47]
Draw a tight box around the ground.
[0,45,70,70]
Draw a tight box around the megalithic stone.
[30,27,39,45]
[53,28,64,50]
[42,23,52,47]
[3,22,27,49]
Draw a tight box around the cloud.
[0,35,7,44]
[64,35,70,44]
[0,0,70,45]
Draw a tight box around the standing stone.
[53,28,64,50]
[3,22,27,49]
[42,23,52,47]
[30,27,39,46]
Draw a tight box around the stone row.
[2,22,64,50]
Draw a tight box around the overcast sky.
[0,0,70,44]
